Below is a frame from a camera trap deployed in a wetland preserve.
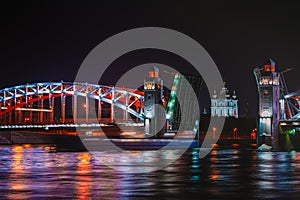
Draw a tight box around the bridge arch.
[0,82,144,124]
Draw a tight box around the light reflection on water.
[1,145,300,199]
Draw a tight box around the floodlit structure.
[0,82,144,125]
[211,85,238,118]
[143,66,164,136]
[253,58,298,150]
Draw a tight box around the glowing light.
[15,108,52,112]
[285,129,295,135]
[261,110,271,117]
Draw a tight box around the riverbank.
[0,130,256,152]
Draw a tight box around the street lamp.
[212,127,216,139]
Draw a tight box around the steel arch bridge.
[0,82,144,125]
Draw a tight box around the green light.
[166,72,182,126]
[285,129,295,135]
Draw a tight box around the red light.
[149,71,154,78]
[271,65,275,72]
[149,71,158,78]
[264,65,271,72]
[264,90,269,95]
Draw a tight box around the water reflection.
[208,149,220,196]
[8,145,30,199]
[1,145,300,199]
[93,150,182,173]
[75,153,92,200]
[256,152,297,199]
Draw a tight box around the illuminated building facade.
[211,85,238,118]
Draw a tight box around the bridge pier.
[254,59,281,150]
[143,67,164,137]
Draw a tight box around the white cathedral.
[211,85,238,118]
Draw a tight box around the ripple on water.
[1,145,300,199]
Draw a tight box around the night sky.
[1,1,300,118]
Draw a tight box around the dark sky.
[1,1,300,118]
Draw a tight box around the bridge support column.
[14,89,17,124]
[97,88,102,122]
[14,110,17,124]
[48,95,52,123]
[50,97,54,123]
[17,109,22,124]
[124,94,128,123]
[138,98,142,122]
[110,89,115,122]
[61,95,65,123]
[7,112,12,124]
[25,96,28,122]
[85,96,89,123]
[8,111,12,124]
[98,100,101,122]
[73,95,77,124]
[29,102,33,124]
[39,95,43,124]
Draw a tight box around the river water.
[1,144,300,199]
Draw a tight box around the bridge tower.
[143,67,164,137]
[254,59,281,149]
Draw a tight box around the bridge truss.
[0,82,144,124]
